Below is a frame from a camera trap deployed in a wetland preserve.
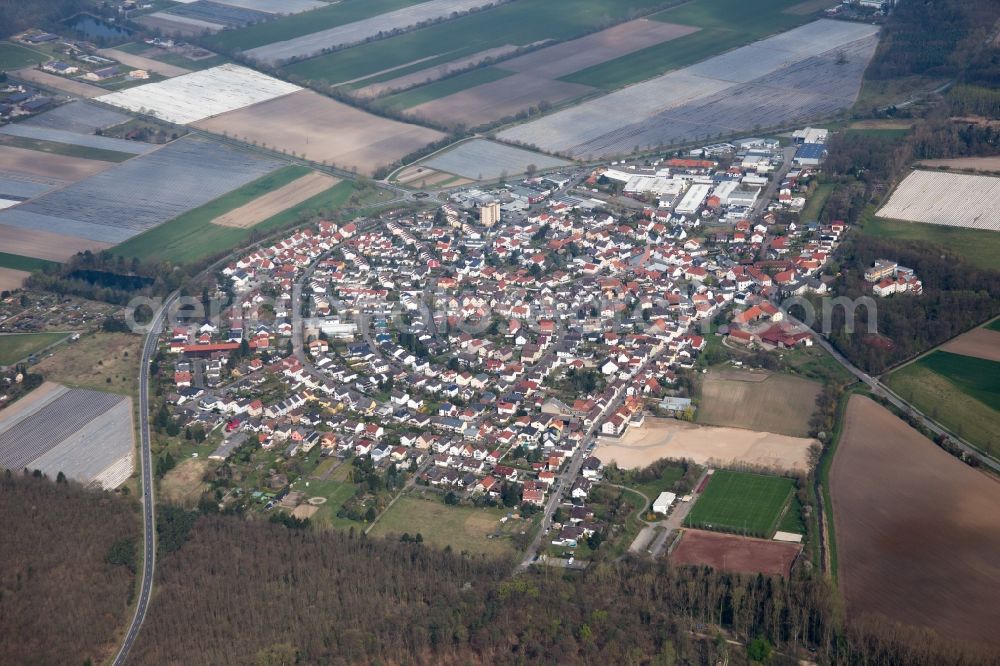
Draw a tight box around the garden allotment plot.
[499,20,879,158]
[684,470,795,538]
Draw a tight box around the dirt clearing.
[670,529,800,577]
[98,48,192,77]
[0,224,113,262]
[595,416,815,473]
[941,326,1000,362]
[211,171,339,228]
[0,145,115,181]
[697,369,820,437]
[831,395,1000,648]
[13,68,107,98]
[194,89,445,176]
[0,268,29,292]
[161,458,210,507]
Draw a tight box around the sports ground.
[683,470,796,538]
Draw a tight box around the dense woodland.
[0,473,139,666]
[0,0,96,40]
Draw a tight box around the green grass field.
[111,166,357,264]
[368,494,516,558]
[206,0,425,52]
[916,351,1000,411]
[887,356,1000,458]
[562,0,808,89]
[987,319,1000,333]
[863,215,1000,272]
[844,128,911,140]
[296,478,359,530]
[799,182,834,222]
[0,135,134,163]
[684,470,795,538]
[286,0,675,86]
[0,332,72,365]
[0,42,48,69]
[376,67,512,111]
[777,494,805,534]
[0,252,59,273]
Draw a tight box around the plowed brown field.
[830,395,1000,648]
[941,327,1000,362]
[670,529,799,577]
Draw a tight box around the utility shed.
[653,491,677,514]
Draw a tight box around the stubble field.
[830,395,1000,648]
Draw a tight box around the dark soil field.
[830,395,1000,648]
[670,529,800,577]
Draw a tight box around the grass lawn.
[368,493,515,558]
[887,360,1000,459]
[0,134,133,163]
[863,214,1000,272]
[295,478,359,530]
[286,0,675,86]
[206,0,426,52]
[111,167,358,265]
[562,0,808,89]
[684,470,795,538]
[0,252,59,273]
[626,463,686,503]
[799,182,834,222]
[781,344,857,386]
[987,319,1000,333]
[0,331,72,365]
[777,493,805,534]
[0,42,49,69]
[376,67,512,111]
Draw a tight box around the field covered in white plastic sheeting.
[877,170,1000,232]
[499,20,879,158]
[98,63,301,124]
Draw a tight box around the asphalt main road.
[112,293,177,666]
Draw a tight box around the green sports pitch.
[684,470,795,538]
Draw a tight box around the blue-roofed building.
[793,143,827,166]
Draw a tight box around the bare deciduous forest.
[0,473,139,665]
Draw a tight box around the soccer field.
[684,470,795,537]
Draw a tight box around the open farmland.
[159,1,271,29]
[111,171,358,264]
[417,139,569,180]
[0,332,70,366]
[908,351,1000,411]
[0,42,47,69]
[97,47,191,77]
[0,269,29,293]
[98,64,301,124]
[0,145,114,182]
[697,369,820,437]
[211,171,340,228]
[595,417,815,473]
[194,89,444,175]
[369,493,517,558]
[941,326,1000,363]
[21,101,130,134]
[862,214,1000,272]
[671,529,800,577]
[207,0,327,13]
[684,470,795,537]
[0,124,153,156]
[284,0,681,86]
[0,225,112,263]
[0,136,284,245]
[876,170,1000,231]
[831,395,1000,648]
[0,383,134,489]
[353,45,520,97]
[244,0,496,65]
[915,156,1000,173]
[12,67,107,98]
[498,20,878,158]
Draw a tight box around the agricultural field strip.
[0,136,285,244]
[917,351,1000,411]
[0,124,153,155]
[353,45,520,97]
[876,170,1000,231]
[28,398,134,483]
[421,139,569,180]
[21,101,131,134]
[162,1,272,28]
[145,11,227,31]
[498,19,878,156]
[211,171,340,227]
[245,0,494,64]
[98,64,302,125]
[0,389,125,471]
[0,176,56,199]
[176,0,327,13]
